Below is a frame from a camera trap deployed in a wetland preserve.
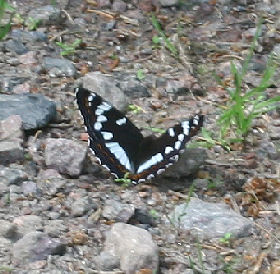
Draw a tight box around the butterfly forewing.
[76,87,143,177]
[76,87,204,184]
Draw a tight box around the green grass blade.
[0,22,10,40]
[151,14,178,56]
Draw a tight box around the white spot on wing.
[155,153,163,162]
[101,131,113,140]
[181,121,190,135]
[193,115,199,125]
[165,146,174,154]
[175,141,181,150]
[105,142,132,171]
[137,153,163,174]
[98,102,111,111]
[97,115,107,123]
[105,142,118,149]
[178,133,184,142]
[116,117,127,126]
[95,108,104,116]
[157,168,165,175]
[88,95,94,102]
[147,174,154,180]
[168,128,175,137]
[94,122,102,131]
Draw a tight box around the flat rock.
[0,115,23,164]
[0,220,18,240]
[0,93,56,130]
[12,232,66,266]
[0,141,23,164]
[104,223,158,273]
[164,148,207,178]
[27,5,64,26]
[169,198,254,239]
[13,215,43,236]
[45,138,87,176]
[81,72,129,112]
[43,57,76,77]
[10,29,47,42]
[0,166,28,185]
[0,75,29,92]
[4,40,28,55]
[117,73,150,98]
[94,251,120,271]
[102,199,135,222]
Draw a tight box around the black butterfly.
[76,87,204,184]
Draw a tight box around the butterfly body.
[76,87,203,183]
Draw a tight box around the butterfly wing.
[76,87,144,178]
[128,115,204,183]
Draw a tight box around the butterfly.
[76,87,204,184]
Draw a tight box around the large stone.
[0,166,28,185]
[0,115,24,164]
[0,94,56,130]
[81,72,129,112]
[164,148,207,178]
[43,57,76,77]
[169,198,254,239]
[27,5,64,26]
[45,138,87,176]
[12,232,66,266]
[103,223,159,273]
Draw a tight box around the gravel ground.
[0,0,279,273]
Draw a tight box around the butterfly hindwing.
[128,115,204,182]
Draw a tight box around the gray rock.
[0,220,18,240]
[81,72,129,112]
[270,126,280,140]
[164,148,207,178]
[0,76,29,92]
[45,138,87,176]
[118,74,150,98]
[0,141,23,164]
[44,220,66,237]
[112,0,127,12]
[0,181,8,196]
[94,251,120,271]
[104,223,159,273]
[0,166,28,185]
[159,0,180,7]
[4,39,28,55]
[257,141,280,160]
[169,198,254,239]
[71,197,90,217]
[12,232,66,266]
[22,181,38,195]
[43,57,76,77]
[0,93,56,130]
[10,29,47,42]
[13,215,43,236]
[18,51,38,65]
[0,115,23,164]
[100,20,116,31]
[0,237,12,265]
[27,5,64,26]
[36,177,66,196]
[102,200,135,223]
